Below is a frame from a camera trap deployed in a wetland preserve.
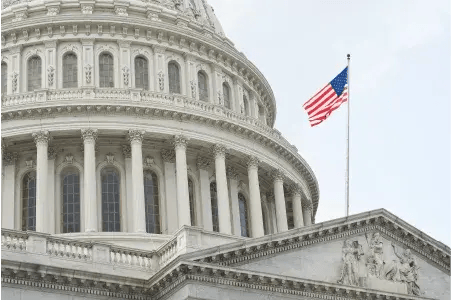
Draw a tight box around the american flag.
[303,67,348,127]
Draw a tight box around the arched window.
[168,61,181,94]
[135,56,149,90]
[188,178,196,226]
[144,170,160,234]
[223,83,231,109]
[198,71,208,101]
[1,62,7,94]
[243,94,249,116]
[99,53,114,88]
[22,171,37,231]
[63,53,78,88]
[28,56,42,91]
[238,193,250,237]
[210,182,219,232]
[101,168,120,232]
[61,169,81,233]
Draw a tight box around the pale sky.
[210,0,451,246]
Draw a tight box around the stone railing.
[157,236,178,267]
[1,229,28,251]
[46,236,93,260]
[110,246,156,271]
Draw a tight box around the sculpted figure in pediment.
[337,240,364,286]
[365,232,385,278]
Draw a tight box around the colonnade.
[2,129,313,237]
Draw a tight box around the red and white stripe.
[303,84,348,127]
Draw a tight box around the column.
[32,130,50,233]
[81,39,95,88]
[118,41,131,89]
[44,41,57,89]
[174,135,191,227]
[227,167,241,236]
[197,156,212,231]
[81,129,98,232]
[162,149,178,234]
[292,184,305,228]
[273,170,288,232]
[122,145,134,231]
[260,191,269,235]
[302,201,313,226]
[245,156,264,238]
[267,191,278,234]
[47,147,57,234]
[1,151,18,229]
[152,46,166,93]
[128,130,146,233]
[211,144,231,235]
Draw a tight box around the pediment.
[188,210,450,299]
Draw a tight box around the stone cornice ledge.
[148,261,425,300]
[185,209,451,275]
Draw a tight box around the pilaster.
[119,41,132,89]
[152,46,166,93]
[81,39,95,88]
[9,46,22,94]
[197,156,212,231]
[162,149,178,234]
[2,152,18,229]
[44,41,57,89]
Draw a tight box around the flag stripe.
[303,67,348,127]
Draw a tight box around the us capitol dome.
[1,0,449,299]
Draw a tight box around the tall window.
[238,193,250,237]
[210,182,219,232]
[135,56,149,90]
[61,169,81,233]
[243,94,249,116]
[22,171,37,231]
[223,83,231,109]
[188,178,195,226]
[1,62,7,94]
[258,105,265,121]
[63,53,78,88]
[198,71,208,101]
[144,170,160,234]
[101,168,120,232]
[168,62,181,94]
[28,56,42,91]
[99,53,114,88]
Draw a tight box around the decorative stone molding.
[81,128,98,143]
[11,72,18,93]
[190,80,196,98]
[105,152,115,163]
[158,71,164,91]
[2,152,18,166]
[196,156,211,170]
[144,156,155,168]
[25,159,35,168]
[211,144,227,159]
[121,145,131,158]
[161,149,176,163]
[64,153,74,164]
[84,64,92,83]
[245,155,260,170]
[271,169,285,183]
[32,130,50,146]
[47,66,55,86]
[173,135,188,150]
[122,66,130,85]
[81,3,93,14]
[46,5,60,16]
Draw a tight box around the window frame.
[144,169,161,234]
[98,52,115,88]
[21,171,37,231]
[100,167,121,232]
[238,192,250,237]
[27,55,42,92]
[197,71,209,102]
[134,56,149,90]
[210,182,219,232]
[62,52,78,89]
[61,167,81,233]
[1,62,7,94]
[168,61,181,94]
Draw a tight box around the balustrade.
[1,229,28,251]
[110,247,154,270]
[157,237,178,267]
[46,237,92,260]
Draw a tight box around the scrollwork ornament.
[65,153,74,164]
[105,153,115,163]
[211,144,227,159]
[271,169,284,183]
[245,156,260,170]
[121,145,131,158]
[173,135,188,150]
[81,128,98,143]
[11,72,18,92]
[122,66,130,86]
[190,80,196,98]
[84,65,92,83]
[196,156,211,170]
[47,146,58,160]
[2,152,18,166]
[144,156,155,168]
[227,166,239,180]
[47,66,55,86]
[158,71,164,91]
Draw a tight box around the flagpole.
[345,54,350,217]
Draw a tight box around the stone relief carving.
[105,153,115,163]
[84,65,92,83]
[190,80,196,98]
[81,4,93,14]
[23,30,29,41]
[144,156,155,168]
[65,154,74,164]
[47,66,55,86]
[337,232,421,296]
[47,6,60,16]
[11,72,18,92]
[122,66,130,86]
[115,6,128,16]
[158,71,164,91]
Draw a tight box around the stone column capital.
[161,149,176,163]
[244,156,260,170]
[122,145,131,158]
[226,166,239,181]
[81,128,98,143]
[271,169,285,183]
[173,135,189,150]
[47,146,58,160]
[196,156,211,170]
[302,201,313,212]
[288,183,302,197]
[3,152,18,166]
[128,129,145,144]
[32,130,50,146]
[211,144,227,159]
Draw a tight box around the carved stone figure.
[388,243,421,296]
[365,232,385,278]
[337,240,364,287]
